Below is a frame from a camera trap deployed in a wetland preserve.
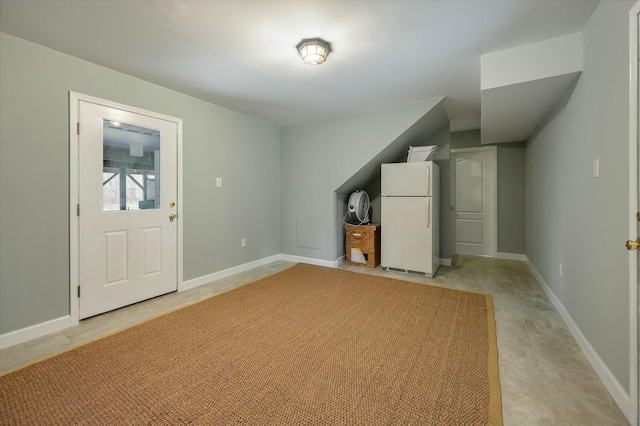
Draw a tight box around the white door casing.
[70,93,183,323]
[451,147,497,257]
[628,4,639,425]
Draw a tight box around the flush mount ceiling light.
[296,38,332,65]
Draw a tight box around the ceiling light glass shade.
[296,38,331,65]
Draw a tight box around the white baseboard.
[440,258,452,266]
[0,253,337,350]
[181,253,340,292]
[0,315,71,350]
[280,254,339,268]
[180,254,282,291]
[525,257,633,423]
[496,252,526,261]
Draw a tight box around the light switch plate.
[593,158,599,178]
[216,177,222,187]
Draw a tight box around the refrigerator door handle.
[426,197,431,228]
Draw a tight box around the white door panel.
[456,158,484,213]
[456,219,484,244]
[452,148,496,257]
[141,227,163,276]
[78,101,178,319]
[103,230,128,284]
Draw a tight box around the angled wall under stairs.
[481,32,583,144]
[280,97,449,262]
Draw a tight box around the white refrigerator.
[381,162,440,277]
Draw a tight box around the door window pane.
[102,120,161,211]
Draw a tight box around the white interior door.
[451,147,496,257]
[78,100,178,319]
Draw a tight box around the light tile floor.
[0,255,628,425]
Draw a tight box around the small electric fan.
[344,189,370,225]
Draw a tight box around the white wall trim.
[439,258,452,267]
[69,92,80,327]
[492,148,498,258]
[3,253,337,349]
[1,251,456,350]
[628,3,640,425]
[180,254,282,291]
[0,316,71,350]
[181,253,341,294]
[176,113,185,301]
[496,252,526,261]
[279,254,339,268]
[526,257,633,423]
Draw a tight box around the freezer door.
[381,162,434,197]
[381,196,434,274]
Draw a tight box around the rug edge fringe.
[486,294,504,426]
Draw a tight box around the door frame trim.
[68,92,183,326]
[628,3,639,424]
[450,146,498,257]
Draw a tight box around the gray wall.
[338,102,449,256]
[497,143,526,254]
[281,99,444,261]
[525,1,633,391]
[450,130,526,255]
[0,33,281,334]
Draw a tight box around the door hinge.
[77,286,80,298]
[636,211,640,222]
[76,122,80,135]
[77,204,80,217]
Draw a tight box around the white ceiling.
[0,0,599,129]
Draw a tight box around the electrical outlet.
[559,263,563,277]
[241,238,246,248]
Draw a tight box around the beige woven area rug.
[1,264,502,425]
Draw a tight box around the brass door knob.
[169,213,177,222]
[625,238,640,250]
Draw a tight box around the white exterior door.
[77,100,179,319]
[451,147,496,257]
